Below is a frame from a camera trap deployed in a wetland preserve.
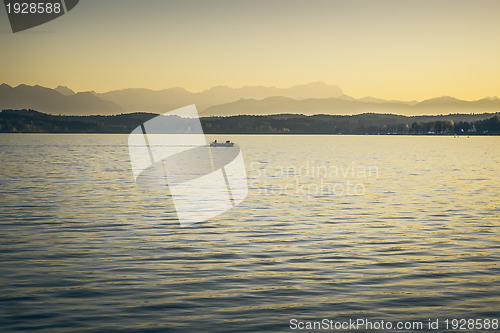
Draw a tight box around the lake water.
[0,134,499,332]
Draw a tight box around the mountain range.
[1,82,499,116]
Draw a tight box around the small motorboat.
[210,140,235,147]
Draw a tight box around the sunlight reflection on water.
[0,134,499,332]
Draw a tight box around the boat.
[210,140,235,147]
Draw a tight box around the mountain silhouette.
[0,84,123,115]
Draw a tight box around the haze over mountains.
[1,82,499,117]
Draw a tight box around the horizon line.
[3,108,499,119]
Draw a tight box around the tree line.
[1,109,499,134]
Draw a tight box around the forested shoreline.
[1,109,499,135]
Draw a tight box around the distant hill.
[54,85,76,96]
[1,109,498,135]
[200,97,414,116]
[413,96,500,114]
[0,84,123,115]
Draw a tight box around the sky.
[1,0,499,101]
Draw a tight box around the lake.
[0,134,499,332]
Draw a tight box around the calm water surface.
[0,134,499,332]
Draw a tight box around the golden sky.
[1,0,499,101]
